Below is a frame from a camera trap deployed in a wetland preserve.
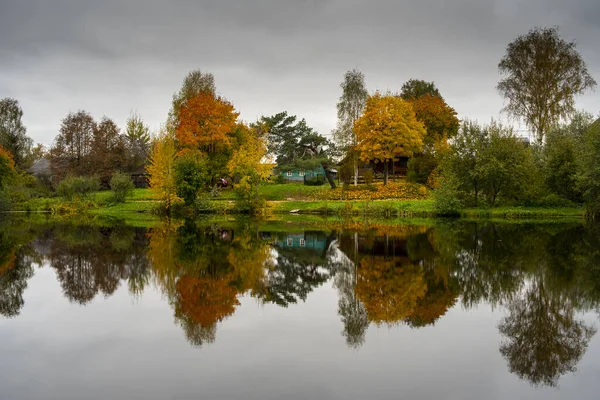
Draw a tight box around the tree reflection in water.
[1,218,600,387]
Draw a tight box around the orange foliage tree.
[354,93,427,185]
[408,95,459,147]
[176,93,239,154]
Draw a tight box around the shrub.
[110,172,135,203]
[174,152,208,205]
[433,181,463,216]
[304,175,325,186]
[56,175,100,200]
[535,193,576,208]
[339,162,353,185]
[274,174,288,184]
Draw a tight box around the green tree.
[0,98,33,169]
[497,27,596,145]
[577,118,600,219]
[259,112,338,188]
[399,79,442,100]
[147,129,182,213]
[174,151,208,205]
[125,112,151,169]
[441,120,539,206]
[333,68,368,186]
[543,112,594,202]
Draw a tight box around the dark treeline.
[1,218,600,386]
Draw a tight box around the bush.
[433,181,463,216]
[304,175,325,186]
[0,190,11,212]
[110,172,134,203]
[174,152,208,205]
[535,194,576,208]
[274,174,288,184]
[56,175,100,200]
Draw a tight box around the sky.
[1,0,599,146]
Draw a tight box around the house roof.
[27,158,51,175]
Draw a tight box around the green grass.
[215,183,327,201]
[9,186,586,221]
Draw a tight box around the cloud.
[1,0,599,144]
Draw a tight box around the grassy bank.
[10,185,585,221]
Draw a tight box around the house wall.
[278,166,326,182]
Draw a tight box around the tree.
[0,98,33,169]
[125,112,151,169]
[176,93,239,182]
[354,94,427,185]
[400,79,442,100]
[405,94,459,184]
[497,27,597,145]
[259,112,339,188]
[407,95,459,146]
[170,69,216,127]
[227,125,271,211]
[50,110,96,179]
[441,120,539,206]
[333,69,368,186]
[0,146,16,189]
[90,117,126,185]
[174,151,208,205]
[147,129,182,213]
[577,118,600,219]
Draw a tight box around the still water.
[1,218,599,399]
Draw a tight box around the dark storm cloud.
[1,0,599,144]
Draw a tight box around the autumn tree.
[354,94,427,185]
[333,69,368,186]
[400,79,442,100]
[176,93,239,181]
[50,110,96,179]
[0,98,33,169]
[259,112,338,188]
[147,129,182,213]
[227,124,271,212]
[125,112,151,169]
[170,69,216,127]
[90,117,127,185]
[404,93,459,184]
[497,27,597,145]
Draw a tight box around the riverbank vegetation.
[0,26,598,220]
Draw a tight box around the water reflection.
[1,218,600,387]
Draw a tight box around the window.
[287,170,293,177]
[299,239,306,247]
[299,170,305,177]
[287,238,293,246]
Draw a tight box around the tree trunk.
[322,163,337,189]
[353,154,358,187]
[383,159,389,186]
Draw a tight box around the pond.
[0,217,599,399]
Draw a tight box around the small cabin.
[277,165,335,184]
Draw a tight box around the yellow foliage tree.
[354,93,427,185]
[355,257,427,325]
[227,125,272,212]
[147,129,182,213]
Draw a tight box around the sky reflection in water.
[1,218,600,400]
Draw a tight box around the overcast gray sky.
[1,0,599,145]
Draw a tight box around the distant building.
[27,158,53,184]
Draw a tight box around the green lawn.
[215,183,327,201]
